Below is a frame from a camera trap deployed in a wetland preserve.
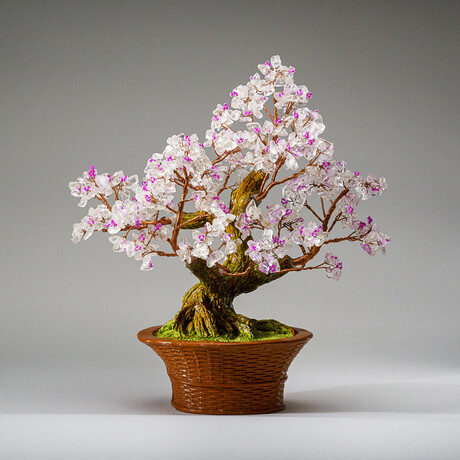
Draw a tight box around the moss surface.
[157,318,294,342]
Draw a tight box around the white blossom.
[70,55,390,278]
[324,252,343,281]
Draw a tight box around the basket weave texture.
[138,325,313,415]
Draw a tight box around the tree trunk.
[173,282,255,337]
[171,170,294,338]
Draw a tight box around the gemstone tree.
[69,56,390,340]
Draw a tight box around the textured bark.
[173,282,253,337]
[180,211,213,229]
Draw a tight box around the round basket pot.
[138,325,313,415]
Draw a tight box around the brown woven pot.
[138,325,313,415]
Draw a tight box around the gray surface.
[2,413,460,460]
[1,0,459,458]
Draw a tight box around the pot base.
[138,325,312,415]
[170,377,287,415]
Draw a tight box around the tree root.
[157,282,292,340]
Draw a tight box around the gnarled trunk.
[171,170,294,338]
[173,282,253,337]
[171,255,293,338]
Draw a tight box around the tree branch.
[170,173,190,250]
[291,245,321,267]
[304,201,323,221]
[324,233,358,245]
[179,211,213,229]
[95,194,112,211]
[323,188,349,231]
[274,262,327,276]
[255,167,306,202]
[144,249,177,257]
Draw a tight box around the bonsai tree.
[69,55,390,340]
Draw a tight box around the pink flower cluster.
[70,55,390,279]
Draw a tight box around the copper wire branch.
[170,171,190,251]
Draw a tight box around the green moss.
[157,318,294,342]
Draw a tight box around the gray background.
[1,1,459,459]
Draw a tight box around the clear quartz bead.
[206,250,224,268]
[126,175,139,187]
[271,55,282,68]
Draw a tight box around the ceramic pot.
[138,325,312,415]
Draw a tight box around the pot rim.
[137,325,313,347]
